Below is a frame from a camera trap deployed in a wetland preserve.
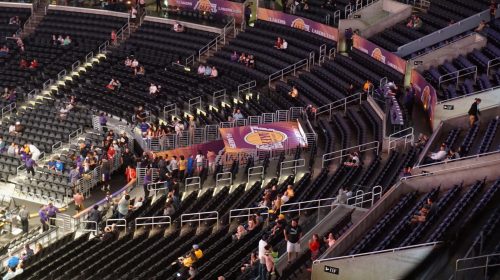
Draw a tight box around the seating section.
[369,0,490,52]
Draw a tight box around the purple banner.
[353,34,407,74]
[170,0,244,23]
[411,70,437,127]
[257,8,338,42]
[219,121,307,153]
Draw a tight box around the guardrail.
[106,218,127,233]
[180,211,219,230]
[0,102,16,119]
[237,80,257,100]
[147,180,169,197]
[346,0,378,19]
[68,127,83,143]
[322,141,380,168]
[314,92,364,120]
[135,216,171,231]
[198,17,234,60]
[346,185,382,208]
[388,127,414,151]
[229,207,269,224]
[79,220,99,235]
[415,150,500,169]
[268,58,309,87]
[455,253,500,279]
[487,56,500,76]
[409,32,477,60]
[438,66,477,89]
[436,85,500,104]
[279,158,306,179]
[280,198,339,221]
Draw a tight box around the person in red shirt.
[29,59,38,69]
[309,233,321,260]
[107,145,116,161]
[125,165,136,182]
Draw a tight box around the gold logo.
[371,48,385,63]
[195,0,213,13]
[244,127,288,150]
[291,18,306,30]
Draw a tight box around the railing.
[163,103,179,121]
[437,85,500,104]
[315,92,364,120]
[180,211,219,230]
[332,10,341,25]
[248,166,264,183]
[268,58,309,87]
[211,88,227,107]
[147,180,169,197]
[237,80,257,100]
[346,0,378,19]
[438,66,477,89]
[216,172,232,188]
[229,207,269,223]
[185,176,201,193]
[409,32,477,60]
[322,141,380,168]
[280,198,339,221]
[415,150,500,169]
[106,218,127,233]
[68,127,82,143]
[455,253,500,280]
[487,56,500,76]
[346,185,382,208]
[314,242,441,264]
[279,158,306,179]
[0,102,16,119]
[388,127,414,151]
[79,220,99,235]
[135,216,171,231]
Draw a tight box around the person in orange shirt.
[363,80,373,93]
[125,165,136,182]
[178,155,187,181]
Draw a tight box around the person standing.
[24,155,36,176]
[345,28,354,52]
[178,155,186,181]
[468,98,481,127]
[168,156,179,179]
[46,203,59,227]
[38,206,48,232]
[195,151,204,175]
[18,205,29,233]
[73,192,85,214]
[245,4,252,27]
[117,194,130,219]
[143,169,152,199]
[206,150,216,175]
[404,85,415,121]
[258,234,268,280]
[99,112,108,133]
[156,0,162,12]
[69,165,81,194]
[284,218,302,263]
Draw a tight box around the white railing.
[322,141,380,168]
[279,158,306,179]
[280,198,339,221]
[248,166,264,183]
[437,85,500,104]
[211,88,227,107]
[229,206,269,223]
[346,0,378,19]
[346,185,382,208]
[68,127,83,143]
[415,150,500,169]
[455,253,500,279]
[237,80,257,100]
[438,66,477,89]
[106,218,127,233]
[314,242,441,264]
[1,102,16,119]
[147,180,169,197]
[180,211,219,230]
[388,127,414,151]
[410,32,477,61]
[185,176,201,193]
[135,216,171,231]
[79,220,99,235]
[314,92,364,120]
[216,172,232,188]
[268,58,309,87]
[163,103,179,121]
[487,56,500,76]
[198,17,234,60]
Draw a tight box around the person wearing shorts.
[195,151,204,174]
[284,218,302,264]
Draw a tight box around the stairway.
[20,0,49,38]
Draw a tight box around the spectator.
[204,65,212,76]
[241,252,259,275]
[231,51,238,62]
[24,154,36,176]
[206,150,216,174]
[101,223,118,241]
[247,217,257,231]
[271,214,287,235]
[18,205,29,233]
[197,64,205,75]
[38,205,48,231]
[0,45,9,58]
[239,53,247,63]
[57,35,64,44]
[187,154,195,177]
[117,194,130,218]
[193,244,203,259]
[363,80,373,93]
[468,98,481,127]
[149,83,158,96]
[125,165,136,182]
[125,56,132,67]
[168,156,179,178]
[415,133,428,148]
[274,37,283,49]
[137,65,145,75]
[73,191,85,213]
[173,22,184,32]
[132,197,144,210]
[345,27,353,52]
[29,59,38,69]
[411,198,436,223]
[284,218,303,263]
[62,35,71,46]
[106,78,120,92]
[19,58,28,69]
[281,39,288,50]
[404,86,415,119]
[9,16,20,25]
[233,225,247,240]
[336,186,348,204]
[264,244,279,278]
[164,200,175,216]
[111,29,117,45]
[401,166,412,177]
[21,244,34,261]
[178,155,186,181]
[324,232,336,247]
[248,55,255,68]
[424,144,447,164]
[233,109,244,121]
[34,243,43,255]
[210,66,218,78]
[345,83,355,95]
[55,157,64,172]
[46,202,59,226]
[130,6,138,23]
[87,205,101,227]
[309,233,321,260]
[16,38,24,52]
[258,234,268,280]
[288,86,298,98]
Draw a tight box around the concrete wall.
[338,0,412,40]
[410,33,487,72]
[311,243,438,280]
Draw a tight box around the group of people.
[19,58,38,69]
[406,15,423,30]
[51,34,72,46]
[410,198,436,224]
[423,142,462,164]
[172,244,203,278]
[196,64,218,78]
[4,242,44,280]
[124,56,144,75]
[38,202,60,232]
[230,51,256,69]
[274,37,288,50]
[1,139,41,176]
[1,87,17,102]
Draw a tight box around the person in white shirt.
[425,144,447,164]
[232,109,244,121]
[131,58,139,69]
[281,39,288,50]
[133,197,144,210]
[195,151,204,174]
[257,235,268,280]
[197,64,205,75]
[149,83,158,95]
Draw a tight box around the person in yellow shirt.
[179,155,187,181]
[181,251,198,268]
[286,185,295,199]
[192,244,203,259]
[363,80,373,93]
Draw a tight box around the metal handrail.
[1,102,16,119]
[106,218,127,233]
[68,127,83,143]
[455,253,500,279]
[438,66,477,89]
[415,150,500,169]
[322,141,380,168]
[180,211,219,230]
[229,207,269,223]
[237,80,257,100]
[437,85,500,104]
[79,220,99,235]
[0,227,58,266]
[268,58,309,87]
[314,92,364,119]
[280,198,339,221]
[487,56,500,76]
[388,127,414,151]
[409,32,477,60]
[346,185,382,208]
[346,0,378,19]
[135,216,171,230]
[313,242,441,264]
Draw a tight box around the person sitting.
[280,39,288,50]
[137,66,145,75]
[230,51,238,62]
[9,16,20,25]
[16,38,24,52]
[232,109,244,121]
[62,35,71,46]
[424,144,447,164]
[210,66,218,78]
[239,53,247,64]
[149,83,158,96]
[233,225,247,240]
[173,22,184,32]
[324,232,336,247]
[131,58,139,69]
[410,198,436,224]
[274,37,283,49]
[415,133,428,148]
[29,59,39,69]
[344,152,360,167]
[363,80,373,93]
[401,166,412,177]
[106,78,120,92]
[197,64,205,75]
[248,55,255,68]
[0,45,9,57]
[204,65,212,76]
[125,56,132,67]
[289,86,298,98]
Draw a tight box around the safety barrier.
[248,166,264,183]
[216,172,232,188]
[181,211,219,230]
[314,92,364,120]
[135,216,171,231]
[322,141,380,168]
[346,185,382,208]
[280,198,339,222]
[279,158,306,179]
[68,127,83,143]
[346,0,378,18]
[388,127,414,151]
[106,218,127,233]
[438,66,477,89]
[185,176,201,193]
[455,253,500,280]
[1,102,16,119]
[268,58,309,87]
[229,207,269,224]
[79,220,99,235]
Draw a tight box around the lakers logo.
[422,86,431,111]
[291,18,306,30]
[195,0,213,13]
[244,127,288,150]
[371,48,385,63]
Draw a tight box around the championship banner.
[155,140,225,160]
[411,69,437,127]
[170,0,244,23]
[352,34,407,74]
[219,121,308,153]
[257,8,338,42]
